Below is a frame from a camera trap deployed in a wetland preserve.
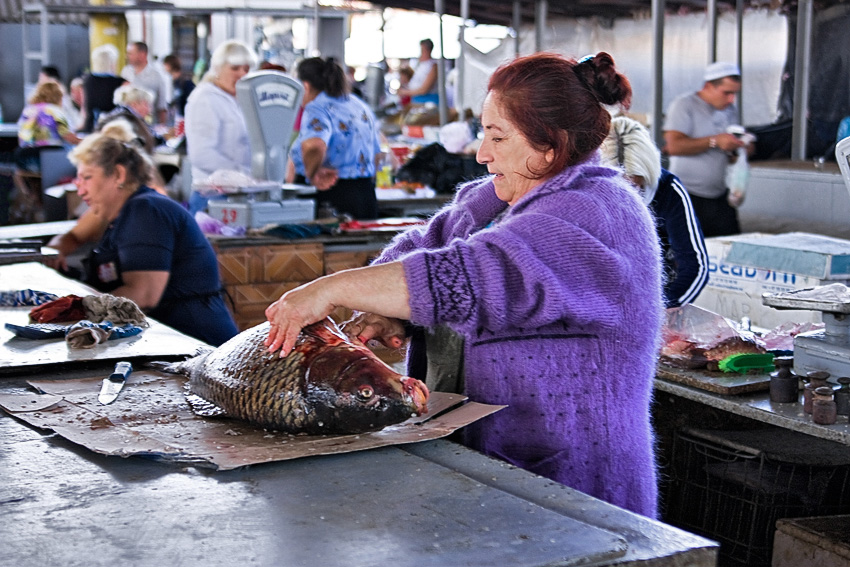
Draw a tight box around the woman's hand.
[264,263,412,356]
[312,166,339,191]
[343,313,407,349]
[265,279,336,356]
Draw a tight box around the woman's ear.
[114,164,128,187]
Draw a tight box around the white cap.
[704,61,741,82]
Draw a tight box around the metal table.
[654,376,850,446]
[0,262,716,566]
[0,382,717,567]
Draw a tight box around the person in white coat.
[184,40,256,214]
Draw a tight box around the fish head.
[297,319,429,433]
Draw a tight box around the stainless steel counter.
[654,376,850,446]
[0,382,717,567]
[0,261,717,566]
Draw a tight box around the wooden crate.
[324,249,376,274]
[216,243,323,285]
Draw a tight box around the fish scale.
[151,318,429,434]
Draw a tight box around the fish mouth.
[402,377,429,415]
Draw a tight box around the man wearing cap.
[664,61,748,237]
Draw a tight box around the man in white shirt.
[121,41,168,124]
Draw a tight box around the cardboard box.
[692,233,850,328]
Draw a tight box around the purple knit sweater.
[374,153,664,518]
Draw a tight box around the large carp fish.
[153,318,429,435]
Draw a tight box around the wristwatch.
[709,136,717,149]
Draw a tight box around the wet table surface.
[1,369,717,567]
[0,263,716,566]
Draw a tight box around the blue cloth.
[0,290,59,306]
[86,186,238,346]
[290,91,381,181]
[411,93,439,105]
[837,117,850,143]
[65,320,143,340]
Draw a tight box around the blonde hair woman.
[600,115,709,307]
[96,84,158,153]
[17,81,81,151]
[67,132,238,346]
[184,40,257,214]
[83,43,128,132]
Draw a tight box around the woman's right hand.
[343,312,407,349]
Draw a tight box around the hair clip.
[577,54,595,65]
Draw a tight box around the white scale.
[758,137,850,380]
[205,70,315,230]
[206,184,316,230]
[763,289,850,379]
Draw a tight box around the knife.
[98,361,133,405]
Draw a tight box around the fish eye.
[358,386,374,400]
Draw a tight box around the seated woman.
[66,131,239,346]
[96,84,162,154]
[17,81,81,167]
[599,116,709,308]
[47,119,167,276]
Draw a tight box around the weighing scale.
[204,70,315,229]
[763,285,850,380]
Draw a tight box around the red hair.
[487,52,631,176]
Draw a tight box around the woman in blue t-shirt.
[68,132,239,346]
[289,56,382,219]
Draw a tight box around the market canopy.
[364,0,813,27]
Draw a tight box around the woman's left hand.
[312,166,339,191]
[264,279,335,356]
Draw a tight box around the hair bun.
[574,52,631,109]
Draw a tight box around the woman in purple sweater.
[265,52,664,518]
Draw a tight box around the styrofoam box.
[692,232,850,329]
[208,199,315,229]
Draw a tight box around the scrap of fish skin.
[153,318,429,434]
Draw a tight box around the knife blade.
[98,361,133,405]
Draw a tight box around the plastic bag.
[660,304,766,370]
[726,146,750,207]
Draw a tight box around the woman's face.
[476,93,554,205]
[216,63,250,95]
[129,100,151,119]
[75,162,123,211]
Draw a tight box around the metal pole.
[434,0,448,126]
[736,0,744,124]
[535,0,547,53]
[457,0,469,115]
[791,0,813,160]
[513,1,521,57]
[650,0,665,147]
[707,0,717,63]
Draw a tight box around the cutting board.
[657,362,771,395]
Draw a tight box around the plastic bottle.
[375,149,393,189]
[769,356,798,403]
[812,386,837,425]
